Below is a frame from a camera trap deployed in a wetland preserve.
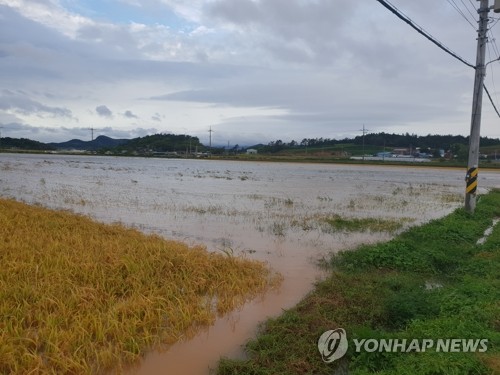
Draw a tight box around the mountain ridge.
[48,135,129,150]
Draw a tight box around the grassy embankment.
[0,198,280,374]
[218,190,500,374]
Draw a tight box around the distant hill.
[49,135,129,151]
[114,133,203,153]
[0,137,56,151]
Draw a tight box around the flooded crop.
[1,154,499,374]
[0,198,278,374]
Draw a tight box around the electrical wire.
[446,0,477,29]
[485,26,500,115]
[486,40,500,111]
[489,16,500,30]
[375,0,500,119]
[484,84,500,117]
[488,29,500,58]
[375,0,475,68]
[459,0,479,22]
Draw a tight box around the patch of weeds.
[0,162,12,171]
[382,274,442,329]
[264,197,295,209]
[247,194,264,200]
[348,199,356,209]
[317,196,333,202]
[290,217,314,231]
[270,221,287,237]
[392,186,403,195]
[441,192,463,203]
[324,215,404,233]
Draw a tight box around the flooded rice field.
[1,153,499,374]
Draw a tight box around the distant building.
[392,148,410,155]
[246,149,258,155]
[376,151,392,158]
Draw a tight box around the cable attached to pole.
[483,83,500,117]
[375,0,476,69]
[375,0,500,119]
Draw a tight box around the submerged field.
[2,154,500,374]
[0,198,278,374]
[218,190,500,374]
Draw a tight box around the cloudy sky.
[1,0,500,146]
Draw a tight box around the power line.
[375,0,500,119]
[486,39,500,110]
[375,0,475,69]
[488,29,500,58]
[483,84,500,117]
[446,0,477,29]
[489,16,500,30]
[459,0,479,22]
[490,35,500,58]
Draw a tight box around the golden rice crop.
[0,198,280,374]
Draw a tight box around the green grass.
[324,215,405,233]
[216,190,500,375]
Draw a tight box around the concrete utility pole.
[465,0,490,213]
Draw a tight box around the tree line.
[258,132,500,154]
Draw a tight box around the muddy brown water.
[1,154,499,374]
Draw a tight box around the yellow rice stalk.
[0,198,280,374]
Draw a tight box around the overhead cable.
[375,0,475,68]
[376,0,500,118]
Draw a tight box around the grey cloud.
[0,122,159,143]
[0,91,73,118]
[124,110,139,119]
[90,126,158,139]
[205,0,476,69]
[0,1,494,145]
[151,62,470,134]
[0,123,87,141]
[151,112,163,122]
[206,0,355,64]
[96,105,113,118]
[0,4,257,89]
[206,0,261,25]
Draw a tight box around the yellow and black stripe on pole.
[466,167,478,195]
